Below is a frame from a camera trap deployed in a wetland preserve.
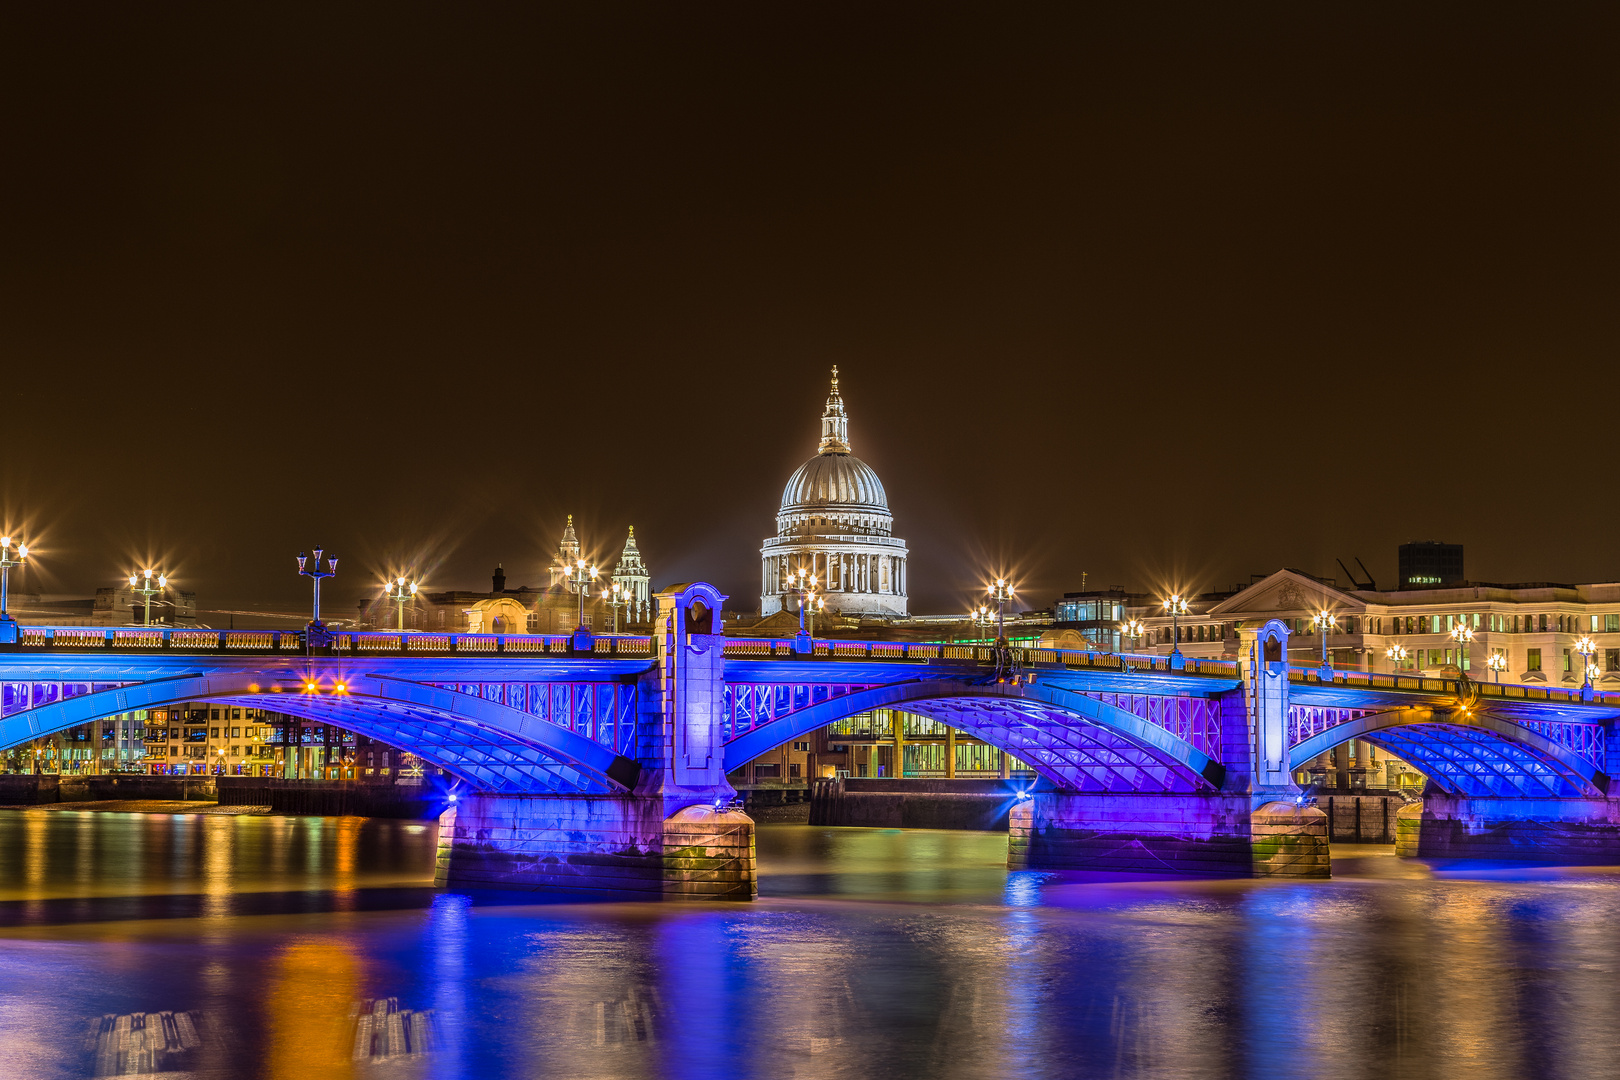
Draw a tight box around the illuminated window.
[1527,649,1542,671]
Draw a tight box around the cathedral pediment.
[1205,569,1365,619]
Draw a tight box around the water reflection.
[0,819,1615,1078]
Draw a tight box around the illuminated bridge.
[0,583,1615,897]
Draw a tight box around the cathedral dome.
[780,453,888,514]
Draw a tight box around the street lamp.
[603,582,631,634]
[1312,611,1337,678]
[296,548,338,642]
[1385,643,1409,673]
[383,576,419,631]
[1162,594,1189,669]
[0,536,30,624]
[786,568,826,637]
[127,569,169,627]
[1486,651,1508,684]
[1120,618,1145,653]
[1575,635,1599,697]
[970,604,996,644]
[989,578,1015,644]
[562,558,599,632]
[1450,622,1475,676]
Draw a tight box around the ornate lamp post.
[603,582,631,634]
[562,558,599,632]
[1312,611,1337,678]
[1575,635,1599,699]
[127,569,169,627]
[1162,594,1189,669]
[297,548,338,644]
[0,536,30,630]
[1450,622,1475,677]
[988,579,1015,643]
[383,576,418,631]
[1486,650,1508,684]
[969,604,996,644]
[1119,617,1145,653]
[1385,643,1409,673]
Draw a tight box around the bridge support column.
[437,582,757,900]
[1395,794,1620,862]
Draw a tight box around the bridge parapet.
[721,638,1242,678]
[6,625,655,658]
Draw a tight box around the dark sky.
[1,4,1616,623]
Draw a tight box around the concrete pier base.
[1395,795,1620,863]
[435,794,756,900]
[1008,793,1328,878]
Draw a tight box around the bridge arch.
[1289,707,1608,799]
[0,674,641,796]
[722,678,1226,793]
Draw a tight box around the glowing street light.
[787,568,825,637]
[1386,643,1409,672]
[127,569,169,627]
[383,576,419,631]
[970,604,996,644]
[1162,593,1189,668]
[1575,635,1599,695]
[0,536,30,623]
[1450,622,1475,675]
[1312,611,1337,676]
[1120,617,1146,653]
[602,581,631,634]
[562,558,599,632]
[1486,651,1508,684]
[989,578,1015,644]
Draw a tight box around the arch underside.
[0,677,637,796]
[1291,716,1606,799]
[723,679,1224,794]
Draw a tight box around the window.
[753,763,781,779]
[208,728,218,738]
[230,746,240,756]
[1539,614,1549,632]
[231,709,241,720]
[1608,649,1619,672]
[1564,649,1573,672]
[231,728,240,739]
[789,763,802,779]
[168,746,178,757]
[1609,614,1619,633]
[210,709,220,721]
[792,741,809,752]
[1527,649,1542,671]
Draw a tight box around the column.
[891,710,905,779]
[945,728,956,778]
[999,747,1011,780]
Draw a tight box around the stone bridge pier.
[435,583,757,900]
[1010,620,1329,878]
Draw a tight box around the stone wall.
[1396,795,1620,862]
[809,778,1017,830]
[436,794,755,900]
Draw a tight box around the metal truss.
[1079,692,1222,757]
[722,682,871,742]
[426,681,639,758]
[1286,705,1380,749]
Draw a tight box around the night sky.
[1,5,1616,624]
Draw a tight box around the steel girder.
[720,678,1225,792]
[1288,708,1609,799]
[0,673,640,795]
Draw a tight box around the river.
[0,811,1616,1079]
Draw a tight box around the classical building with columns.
[760,369,909,620]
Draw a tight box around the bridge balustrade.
[3,626,655,658]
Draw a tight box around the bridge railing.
[7,627,655,658]
[720,638,1242,679]
[1282,661,1608,705]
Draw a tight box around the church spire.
[818,365,850,454]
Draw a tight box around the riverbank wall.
[808,778,1018,830]
[0,775,217,804]
[216,778,440,819]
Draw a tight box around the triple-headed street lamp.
[297,548,338,643]
[969,604,996,644]
[787,568,824,637]
[603,581,631,634]
[1450,622,1475,677]
[1486,650,1509,684]
[1385,643,1409,672]
[1162,594,1189,669]
[1120,617,1145,653]
[127,569,169,627]
[562,558,600,632]
[383,576,419,631]
[1575,635,1599,698]
[988,578,1015,644]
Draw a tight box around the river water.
[1,812,1618,1080]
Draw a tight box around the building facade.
[760,368,909,620]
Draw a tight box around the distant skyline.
[2,5,1616,621]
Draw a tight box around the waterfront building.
[759,369,909,621]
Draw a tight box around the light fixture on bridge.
[1312,611,1337,679]
[603,582,631,634]
[1119,618,1146,655]
[1450,622,1475,678]
[788,568,824,640]
[1486,650,1509,684]
[297,547,339,646]
[384,576,419,631]
[1386,643,1409,672]
[0,536,30,629]
[562,558,600,633]
[1575,636,1599,699]
[969,604,996,645]
[1161,594,1189,670]
[127,569,169,627]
